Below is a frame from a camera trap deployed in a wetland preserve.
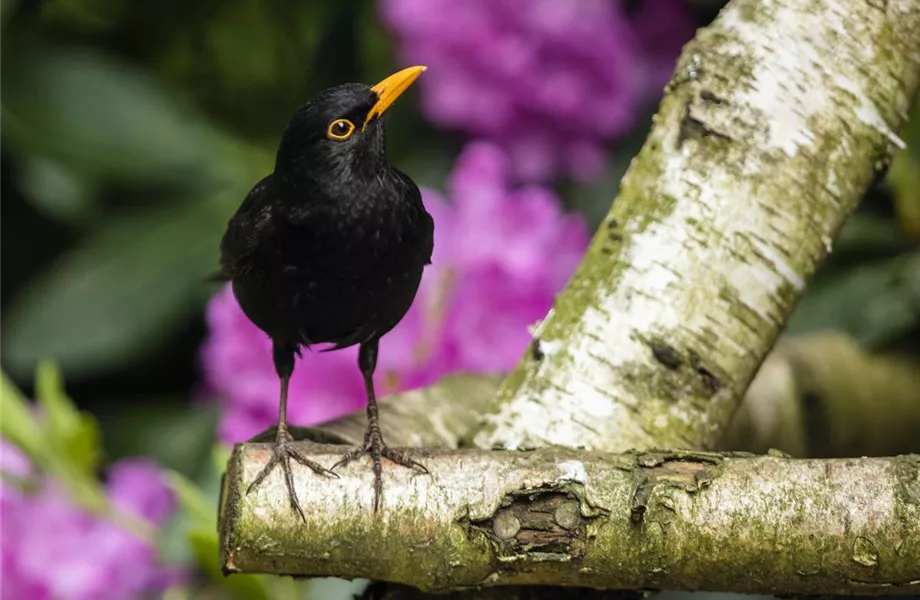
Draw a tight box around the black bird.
[217,66,433,517]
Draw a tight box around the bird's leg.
[331,339,427,511]
[246,343,337,522]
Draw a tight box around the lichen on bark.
[220,444,920,594]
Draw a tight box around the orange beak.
[364,65,427,129]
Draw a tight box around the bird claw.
[331,431,427,512]
[246,429,337,523]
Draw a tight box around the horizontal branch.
[220,444,920,595]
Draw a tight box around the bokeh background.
[2,0,918,598]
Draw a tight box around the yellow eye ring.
[327,118,355,140]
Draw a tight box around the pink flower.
[0,442,182,600]
[201,141,589,444]
[379,0,695,181]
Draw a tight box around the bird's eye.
[327,118,355,140]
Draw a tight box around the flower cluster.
[200,142,589,444]
[1,441,181,600]
[379,0,694,181]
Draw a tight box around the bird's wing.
[217,175,276,280]
[393,168,434,266]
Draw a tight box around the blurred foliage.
[0,363,146,536]
[889,95,920,238]
[0,367,334,599]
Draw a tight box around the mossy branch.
[221,445,920,595]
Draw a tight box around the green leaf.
[166,470,215,526]
[211,444,232,476]
[17,154,98,225]
[1,366,108,513]
[1,39,225,184]
[35,360,103,476]
[35,360,78,437]
[787,250,920,349]
[0,370,44,459]
[66,416,103,475]
[98,401,218,478]
[19,155,96,226]
[2,196,226,378]
[31,364,108,510]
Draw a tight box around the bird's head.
[274,66,426,192]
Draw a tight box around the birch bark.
[221,446,920,595]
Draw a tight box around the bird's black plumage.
[218,68,432,517]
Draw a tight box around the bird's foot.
[331,429,427,512]
[246,426,338,522]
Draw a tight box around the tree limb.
[723,332,920,456]
[221,445,920,595]
[469,0,920,453]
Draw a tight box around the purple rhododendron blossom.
[200,141,590,444]
[379,0,694,181]
[0,442,182,600]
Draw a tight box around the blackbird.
[217,66,433,518]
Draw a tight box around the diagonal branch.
[470,0,920,453]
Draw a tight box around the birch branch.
[220,446,920,595]
[469,0,920,453]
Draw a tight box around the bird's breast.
[282,196,429,298]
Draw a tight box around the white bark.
[221,445,920,595]
[472,0,920,453]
